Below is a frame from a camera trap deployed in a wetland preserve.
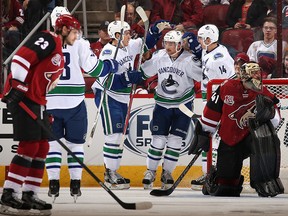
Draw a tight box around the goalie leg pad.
[249,120,281,180]
[252,178,284,197]
[249,119,283,196]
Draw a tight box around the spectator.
[150,0,203,31]
[90,21,111,57]
[21,0,52,37]
[283,0,288,28]
[201,0,230,6]
[126,3,145,38]
[247,16,287,78]
[226,0,270,29]
[282,50,288,78]
[114,0,152,27]
[1,0,24,59]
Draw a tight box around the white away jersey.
[141,49,202,108]
[92,38,142,103]
[201,44,235,98]
[247,39,287,62]
[47,37,100,109]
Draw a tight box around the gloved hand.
[1,79,28,105]
[103,59,119,75]
[182,32,202,60]
[120,70,143,86]
[150,20,171,35]
[188,120,210,155]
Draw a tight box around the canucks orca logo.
[161,74,179,94]
[124,104,195,157]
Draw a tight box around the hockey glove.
[255,94,275,125]
[188,120,210,155]
[120,70,143,86]
[2,79,28,105]
[150,20,171,35]
[102,59,119,76]
[182,32,202,60]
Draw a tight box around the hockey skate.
[104,169,130,190]
[161,169,174,189]
[191,174,206,191]
[70,180,82,203]
[47,179,59,203]
[142,170,156,190]
[0,188,31,216]
[22,191,52,216]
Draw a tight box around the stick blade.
[150,188,173,196]
[136,6,148,23]
[178,103,194,118]
[122,201,152,210]
[135,201,153,210]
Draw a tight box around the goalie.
[188,62,284,197]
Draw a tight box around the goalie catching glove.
[2,78,28,105]
[188,120,210,155]
[255,94,275,125]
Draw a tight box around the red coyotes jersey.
[5,30,64,105]
[201,79,279,146]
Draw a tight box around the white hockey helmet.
[51,6,71,27]
[107,21,130,39]
[197,24,219,43]
[163,30,183,45]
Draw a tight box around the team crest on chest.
[51,53,62,66]
[224,95,234,105]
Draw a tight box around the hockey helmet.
[107,20,130,39]
[163,30,183,45]
[54,14,81,32]
[240,62,263,92]
[50,6,71,27]
[197,24,219,43]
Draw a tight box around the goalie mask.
[240,63,263,92]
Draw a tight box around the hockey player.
[0,14,81,215]
[190,24,236,188]
[92,19,171,190]
[45,7,119,202]
[140,30,202,189]
[189,62,284,197]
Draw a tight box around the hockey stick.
[87,5,126,147]
[150,149,202,196]
[178,103,201,119]
[18,101,152,210]
[119,6,149,149]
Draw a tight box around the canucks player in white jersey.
[140,30,202,189]
[190,24,236,188]
[45,7,119,201]
[92,20,171,189]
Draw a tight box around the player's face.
[164,41,177,56]
[197,37,210,49]
[65,29,79,45]
[122,30,131,46]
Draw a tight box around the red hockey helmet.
[54,14,81,32]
